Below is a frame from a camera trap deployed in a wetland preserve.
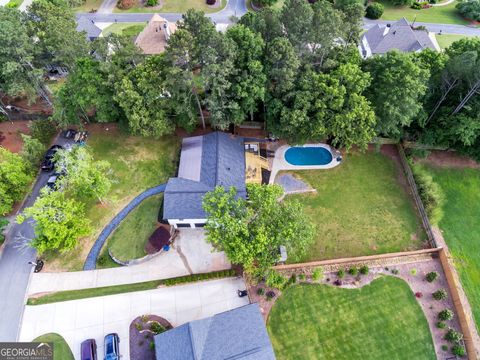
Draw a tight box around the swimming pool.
[284,146,333,166]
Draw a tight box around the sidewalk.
[28,229,230,295]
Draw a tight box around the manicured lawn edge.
[27,269,236,305]
[33,333,74,360]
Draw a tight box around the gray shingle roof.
[163,132,246,220]
[76,17,102,40]
[154,303,276,360]
[363,17,436,55]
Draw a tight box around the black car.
[41,145,64,172]
[81,339,97,360]
[46,175,58,190]
[104,333,120,360]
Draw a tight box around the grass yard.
[435,34,473,49]
[419,164,480,331]
[102,22,146,37]
[44,126,180,271]
[114,0,226,13]
[379,0,469,25]
[267,277,436,360]
[106,194,163,262]
[74,0,103,12]
[33,333,74,360]
[286,151,425,262]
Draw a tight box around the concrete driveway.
[28,229,230,295]
[20,277,249,360]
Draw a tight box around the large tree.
[364,51,429,138]
[281,0,313,51]
[17,189,91,253]
[203,184,314,277]
[0,148,33,215]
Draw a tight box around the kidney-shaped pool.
[284,146,334,166]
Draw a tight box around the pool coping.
[269,144,342,184]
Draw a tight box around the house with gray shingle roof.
[359,17,439,58]
[154,303,276,360]
[162,132,247,228]
[76,17,102,41]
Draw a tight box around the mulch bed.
[417,150,480,169]
[0,120,31,153]
[129,315,173,360]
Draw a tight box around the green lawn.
[107,194,163,262]
[379,0,469,25]
[33,333,74,360]
[102,22,146,37]
[114,0,226,13]
[420,164,480,332]
[267,277,436,360]
[44,128,179,271]
[286,151,425,262]
[74,0,103,12]
[435,34,472,49]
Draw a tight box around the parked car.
[46,175,57,190]
[41,145,64,172]
[104,333,120,360]
[80,339,97,360]
[62,129,77,139]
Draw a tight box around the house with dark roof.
[162,131,270,228]
[359,18,439,58]
[154,303,276,360]
[76,17,102,41]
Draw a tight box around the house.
[76,17,102,41]
[154,303,276,360]
[135,14,177,54]
[162,132,270,228]
[359,18,439,58]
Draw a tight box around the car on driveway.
[46,175,58,190]
[80,339,97,360]
[41,145,64,172]
[104,333,120,360]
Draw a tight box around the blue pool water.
[284,146,333,166]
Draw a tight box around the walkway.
[20,277,249,360]
[83,184,166,270]
[29,229,230,295]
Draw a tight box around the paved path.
[363,18,480,36]
[29,229,230,295]
[20,277,249,360]
[0,136,72,342]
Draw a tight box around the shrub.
[426,271,439,282]
[150,321,166,335]
[0,217,8,244]
[257,288,265,296]
[117,0,135,9]
[365,2,384,19]
[334,279,342,286]
[445,328,463,343]
[451,344,466,357]
[266,291,276,300]
[433,289,448,301]
[135,322,142,331]
[410,268,417,276]
[299,274,306,281]
[439,309,454,321]
[265,270,286,289]
[146,0,157,6]
[251,0,278,6]
[415,292,423,298]
[412,165,444,223]
[97,254,107,266]
[312,267,323,281]
[348,267,358,276]
[337,269,345,278]
[391,269,399,275]
[456,0,480,21]
[29,119,57,146]
[359,265,369,275]
[149,341,155,350]
[437,321,447,329]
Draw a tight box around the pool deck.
[269,144,342,184]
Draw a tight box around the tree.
[54,146,112,203]
[253,0,278,6]
[456,0,480,21]
[239,8,283,43]
[0,148,33,215]
[27,0,90,69]
[281,0,314,50]
[364,51,429,137]
[0,7,43,102]
[115,55,175,137]
[20,134,45,167]
[391,0,412,6]
[365,2,384,19]
[17,189,90,253]
[202,184,314,277]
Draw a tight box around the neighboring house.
[135,14,177,54]
[162,131,270,228]
[359,17,439,58]
[154,303,276,360]
[76,17,102,41]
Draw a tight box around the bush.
[251,0,278,6]
[348,267,358,276]
[436,321,447,329]
[146,0,157,6]
[439,309,454,321]
[20,134,45,168]
[149,341,155,350]
[365,2,384,19]
[456,0,480,21]
[299,274,306,281]
[451,344,466,357]
[117,0,135,9]
[359,265,369,275]
[415,292,423,298]
[441,344,448,351]
[337,269,345,278]
[0,217,8,244]
[266,291,276,300]
[410,268,417,276]
[29,119,57,146]
[150,321,166,335]
[433,289,448,301]
[412,165,444,223]
[391,269,399,275]
[445,328,463,343]
[97,254,107,266]
[426,271,439,282]
[265,270,287,289]
[312,267,323,281]
[257,288,265,296]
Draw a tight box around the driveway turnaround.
[28,229,230,295]
[20,277,249,360]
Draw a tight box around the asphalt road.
[0,136,71,342]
